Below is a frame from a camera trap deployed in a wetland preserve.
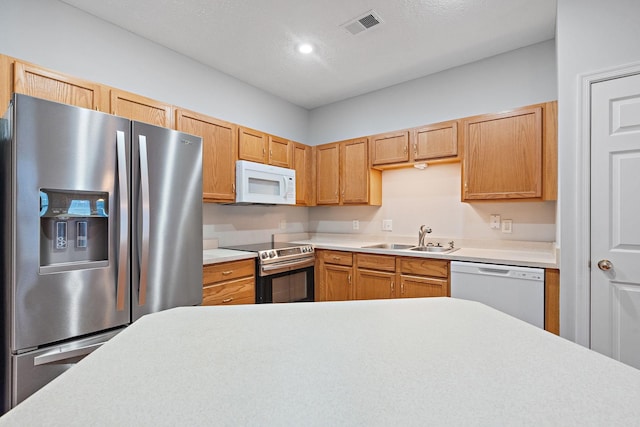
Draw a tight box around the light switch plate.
[382,219,393,231]
[502,219,513,233]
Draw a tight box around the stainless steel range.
[222,242,315,303]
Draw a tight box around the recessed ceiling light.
[297,43,313,54]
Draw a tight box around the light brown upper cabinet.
[370,121,460,169]
[176,109,237,203]
[370,131,410,166]
[413,120,459,162]
[268,135,291,168]
[238,127,267,164]
[316,138,381,206]
[292,142,315,206]
[110,89,174,128]
[13,60,107,111]
[238,127,292,167]
[461,101,557,201]
[0,55,13,111]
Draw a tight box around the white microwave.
[235,160,296,205]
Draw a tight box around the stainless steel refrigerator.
[0,94,203,413]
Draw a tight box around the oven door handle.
[261,257,315,275]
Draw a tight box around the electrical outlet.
[382,219,393,231]
[502,219,513,233]
[490,214,501,229]
[352,220,359,230]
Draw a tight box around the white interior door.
[590,72,640,369]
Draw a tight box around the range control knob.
[269,250,276,258]
[302,247,308,253]
[260,252,268,259]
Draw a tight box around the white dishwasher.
[450,261,544,328]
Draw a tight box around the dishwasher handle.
[477,267,511,276]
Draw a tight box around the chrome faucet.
[418,225,432,247]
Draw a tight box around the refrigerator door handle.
[33,343,104,366]
[138,134,150,306]
[116,131,128,311]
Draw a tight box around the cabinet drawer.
[320,250,353,266]
[202,277,255,306]
[398,258,448,278]
[356,253,396,272]
[203,259,255,285]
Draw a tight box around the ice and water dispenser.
[39,189,109,271]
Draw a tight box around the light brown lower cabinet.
[202,259,255,306]
[316,250,354,301]
[317,249,560,335]
[316,250,449,301]
[354,253,397,300]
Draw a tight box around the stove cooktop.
[221,242,314,264]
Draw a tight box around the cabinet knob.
[222,270,232,275]
[222,298,233,303]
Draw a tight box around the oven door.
[258,265,314,304]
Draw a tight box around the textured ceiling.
[59,0,557,109]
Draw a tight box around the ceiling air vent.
[341,10,383,35]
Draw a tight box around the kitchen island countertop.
[2,298,639,426]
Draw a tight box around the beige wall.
[310,164,556,242]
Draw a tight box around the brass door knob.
[597,259,613,271]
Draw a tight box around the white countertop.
[2,298,639,426]
[203,248,256,265]
[288,234,558,269]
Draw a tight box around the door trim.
[574,62,640,347]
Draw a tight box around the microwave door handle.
[138,135,150,306]
[116,131,128,312]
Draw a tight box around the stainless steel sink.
[362,243,415,250]
[410,246,458,253]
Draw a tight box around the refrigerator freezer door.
[11,327,123,408]
[10,95,131,351]
[131,122,203,320]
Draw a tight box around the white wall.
[0,0,309,142]
[557,0,640,344]
[308,41,558,242]
[0,0,559,248]
[308,40,557,145]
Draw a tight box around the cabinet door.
[1,55,14,112]
[110,89,173,127]
[324,264,354,301]
[355,269,395,300]
[268,135,291,167]
[13,60,106,111]
[316,143,340,205]
[341,138,369,204]
[413,121,458,161]
[292,142,314,206]
[399,275,448,298]
[370,131,410,166]
[238,127,267,163]
[176,109,237,203]
[462,107,542,200]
